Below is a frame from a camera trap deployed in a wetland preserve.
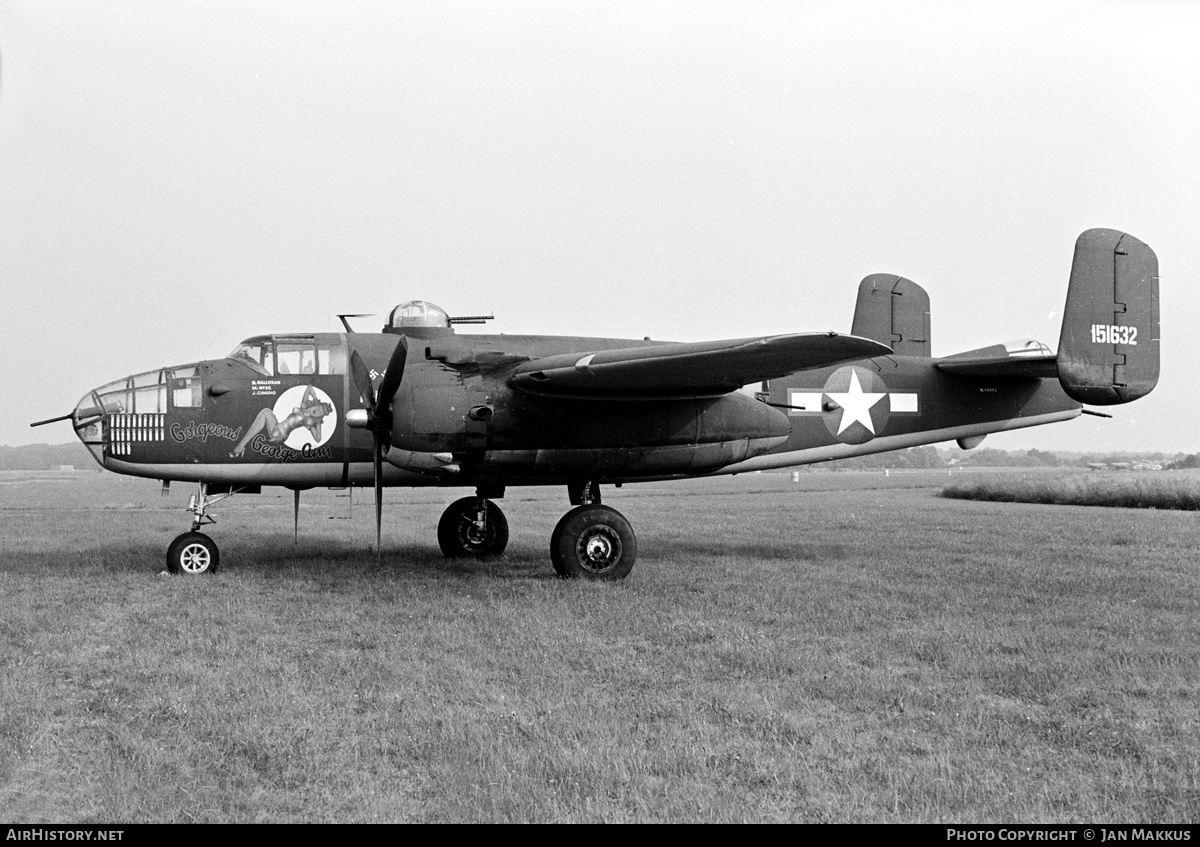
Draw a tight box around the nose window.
[84,366,208,418]
[132,370,167,413]
[88,370,168,415]
[170,367,202,408]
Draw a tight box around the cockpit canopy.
[228,336,346,376]
[387,300,450,330]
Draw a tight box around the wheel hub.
[179,543,211,574]
[585,535,612,561]
[579,526,621,571]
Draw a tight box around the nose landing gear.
[167,532,219,575]
[166,483,233,575]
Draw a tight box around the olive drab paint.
[47,229,1162,579]
[851,274,932,359]
[1057,228,1160,405]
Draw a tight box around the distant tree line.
[0,443,97,470]
[814,446,1194,471]
[814,446,946,470]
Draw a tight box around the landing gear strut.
[437,495,509,558]
[165,482,231,575]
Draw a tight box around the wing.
[510,333,892,399]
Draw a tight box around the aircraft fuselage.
[78,324,1079,490]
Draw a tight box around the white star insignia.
[825,370,886,434]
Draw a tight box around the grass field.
[1,469,1198,822]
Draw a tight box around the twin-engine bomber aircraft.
[33,228,1159,579]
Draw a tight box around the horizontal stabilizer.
[936,354,1059,379]
[511,333,892,399]
[936,342,1059,379]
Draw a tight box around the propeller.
[349,336,409,556]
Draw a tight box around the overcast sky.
[2,0,1197,453]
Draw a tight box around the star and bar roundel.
[787,365,919,445]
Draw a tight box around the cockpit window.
[229,338,273,376]
[229,337,345,376]
[276,343,315,375]
[388,300,450,329]
[318,344,346,374]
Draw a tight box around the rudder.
[1057,228,1159,405]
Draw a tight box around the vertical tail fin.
[1057,228,1159,405]
[851,274,932,358]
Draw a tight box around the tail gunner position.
[34,229,1160,579]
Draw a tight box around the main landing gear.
[550,480,636,580]
[550,503,636,580]
[164,481,638,580]
[434,481,637,580]
[437,495,510,558]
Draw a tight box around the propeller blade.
[374,336,409,414]
[349,350,376,408]
[373,441,383,560]
[351,337,407,563]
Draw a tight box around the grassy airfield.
[1,469,1197,823]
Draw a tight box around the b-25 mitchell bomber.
[34,228,1159,579]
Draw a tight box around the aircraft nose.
[71,367,184,467]
[72,388,116,467]
[71,371,166,466]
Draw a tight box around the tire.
[167,532,219,575]
[437,497,509,558]
[550,504,637,580]
[549,517,568,576]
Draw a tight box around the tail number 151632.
[1091,324,1138,346]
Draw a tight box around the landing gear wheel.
[549,518,568,576]
[167,531,220,575]
[437,497,509,558]
[550,504,637,580]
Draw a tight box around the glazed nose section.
[29,390,114,467]
[72,370,172,466]
[71,389,114,466]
